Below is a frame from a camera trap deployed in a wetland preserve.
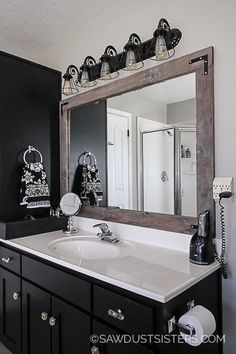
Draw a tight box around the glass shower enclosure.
[141,127,196,217]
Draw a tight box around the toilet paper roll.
[178,305,216,347]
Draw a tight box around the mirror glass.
[69,73,196,217]
[60,192,82,216]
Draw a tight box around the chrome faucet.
[93,223,121,244]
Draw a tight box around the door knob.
[91,346,99,354]
[12,292,20,301]
[41,312,48,321]
[49,316,57,326]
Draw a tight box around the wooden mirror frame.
[60,47,214,234]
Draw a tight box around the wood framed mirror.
[60,47,214,234]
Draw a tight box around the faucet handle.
[93,223,110,234]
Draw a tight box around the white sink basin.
[48,236,135,260]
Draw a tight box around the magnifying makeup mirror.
[60,193,82,234]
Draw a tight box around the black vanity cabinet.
[22,281,90,354]
[92,285,156,354]
[0,268,21,354]
[93,320,154,354]
[51,297,90,354]
[0,243,222,354]
[21,255,91,354]
[0,247,21,354]
[22,281,51,354]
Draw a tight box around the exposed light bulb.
[125,49,137,71]
[80,69,90,86]
[100,61,111,80]
[155,35,169,61]
[63,80,73,96]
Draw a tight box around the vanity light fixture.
[61,18,182,96]
[99,46,119,80]
[79,56,97,87]
[123,33,144,71]
[62,65,79,96]
[150,18,182,61]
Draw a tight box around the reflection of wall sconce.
[62,18,182,95]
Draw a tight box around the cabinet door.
[93,320,154,354]
[52,297,91,354]
[22,281,51,354]
[0,268,21,354]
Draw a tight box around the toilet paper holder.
[168,299,196,336]
[168,316,196,336]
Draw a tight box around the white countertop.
[2,228,220,303]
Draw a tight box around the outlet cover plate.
[213,177,233,200]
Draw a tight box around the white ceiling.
[0,0,116,55]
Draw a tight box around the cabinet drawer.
[93,286,154,335]
[22,255,91,311]
[0,245,21,274]
[93,319,155,354]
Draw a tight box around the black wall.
[0,51,61,220]
[70,101,107,207]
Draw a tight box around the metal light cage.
[149,18,182,61]
[123,33,144,71]
[62,65,79,96]
[61,18,182,95]
[79,56,97,88]
[99,46,119,80]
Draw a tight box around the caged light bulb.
[63,80,73,96]
[100,61,111,80]
[125,49,137,71]
[80,69,90,86]
[155,35,169,61]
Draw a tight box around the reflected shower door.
[142,128,175,214]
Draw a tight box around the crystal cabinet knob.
[41,312,48,321]
[108,308,124,321]
[91,346,100,354]
[1,257,11,263]
[12,292,20,301]
[49,316,57,326]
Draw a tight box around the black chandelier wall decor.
[62,18,182,96]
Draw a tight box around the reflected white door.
[107,109,130,209]
[142,129,174,214]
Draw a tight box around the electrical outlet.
[213,177,233,200]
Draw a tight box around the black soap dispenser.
[189,210,214,265]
